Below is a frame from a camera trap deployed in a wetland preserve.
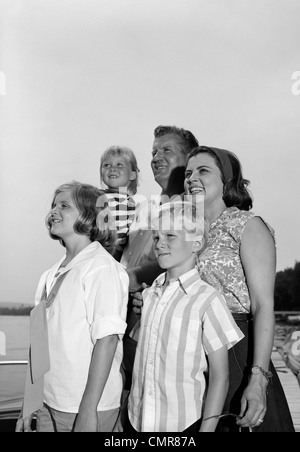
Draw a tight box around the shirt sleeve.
[84,261,129,344]
[202,294,244,355]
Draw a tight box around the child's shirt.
[34,241,129,413]
[104,189,136,261]
[128,268,244,432]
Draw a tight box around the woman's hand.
[236,374,268,429]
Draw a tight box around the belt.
[232,313,252,322]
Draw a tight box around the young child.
[16,182,129,433]
[100,145,139,261]
[127,201,244,432]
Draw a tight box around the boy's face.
[101,155,136,191]
[153,222,198,279]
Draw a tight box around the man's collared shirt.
[128,268,244,432]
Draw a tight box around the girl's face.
[49,190,80,240]
[184,153,224,208]
[101,155,136,191]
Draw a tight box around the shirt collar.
[154,267,200,295]
[54,241,104,275]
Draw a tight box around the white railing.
[0,361,27,365]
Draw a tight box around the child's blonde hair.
[46,181,117,255]
[151,200,207,252]
[100,145,140,195]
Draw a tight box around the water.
[0,315,299,408]
[0,316,29,408]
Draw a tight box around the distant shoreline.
[0,306,32,316]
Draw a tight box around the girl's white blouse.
[34,241,129,413]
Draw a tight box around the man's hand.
[132,283,148,315]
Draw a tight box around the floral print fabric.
[197,207,275,314]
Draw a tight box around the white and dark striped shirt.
[105,190,136,261]
[128,268,244,432]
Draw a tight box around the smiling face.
[151,133,188,190]
[101,154,136,191]
[48,190,80,241]
[152,221,198,280]
[184,153,225,209]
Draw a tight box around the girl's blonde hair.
[100,145,140,195]
[46,181,117,255]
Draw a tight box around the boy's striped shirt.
[128,268,244,432]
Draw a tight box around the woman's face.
[184,153,224,207]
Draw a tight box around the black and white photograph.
[0,0,299,435]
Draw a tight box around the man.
[121,125,199,291]
[120,125,198,391]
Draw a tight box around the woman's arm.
[200,346,229,432]
[237,217,276,428]
[74,335,119,432]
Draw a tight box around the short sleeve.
[227,210,255,245]
[202,294,244,355]
[228,210,275,246]
[84,262,129,344]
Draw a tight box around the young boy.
[127,201,244,432]
[100,145,139,261]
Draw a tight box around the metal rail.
[0,361,27,365]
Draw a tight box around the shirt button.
[129,251,133,255]
[140,232,144,236]
[149,391,153,396]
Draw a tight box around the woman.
[184,146,294,432]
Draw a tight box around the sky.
[0,0,300,305]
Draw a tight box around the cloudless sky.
[0,0,300,305]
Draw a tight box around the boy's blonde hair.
[151,200,206,252]
[100,145,140,195]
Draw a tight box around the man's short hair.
[154,125,199,155]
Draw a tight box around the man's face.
[151,133,188,190]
